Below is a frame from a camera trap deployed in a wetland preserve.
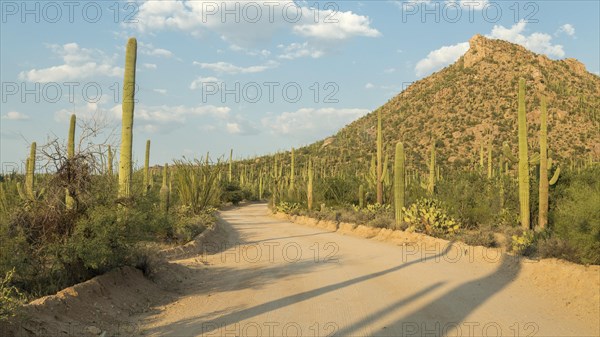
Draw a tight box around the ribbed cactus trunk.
[307,158,313,211]
[538,96,549,229]
[107,145,113,176]
[228,149,233,183]
[394,142,405,228]
[143,139,150,195]
[289,148,295,193]
[259,173,263,200]
[66,114,76,209]
[118,37,137,199]
[479,143,484,171]
[376,109,383,204]
[517,78,530,230]
[427,141,435,195]
[160,163,169,213]
[487,140,493,179]
[26,142,36,199]
[358,184,364,209]
[537,96,560,229]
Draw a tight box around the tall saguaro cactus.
[394,142,405,228]
[160,163,170,213]
[66,114,76,209]
[228,149,233,182]
[376,109,383,204]
[517,78,530,229]
[427,140,436,195]
[307,157,314,211]
[358,184,364,209]
[25,142,37,199]
[143,139,150,195]
[487,140,493,179]
[289,147,295,194]
[107,145,114,176]
[538,96,560,229]
[118,37,137,199]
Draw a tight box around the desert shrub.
[173,211,214,242]
[459,229,498,248]
[0,269,26,322]
[511,230,534,255]
[436,172,510,229]
[549,167,600,264]
[221,181,244,205]
[319,176,361,206]
[403,199,460,236]
[535,236,580,261]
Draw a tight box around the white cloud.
[138,42,174,58]
[262,108,369,136]
[384,68,396,73]
[277,42,325,60]
[292,8,381,40]
[488,21,565,58]
[130,0,379,49]
[229,44,271,57]
[153,89,167,94]
[556,24,575,37]
[19,43,122,82]
[224,115,260,135]
[365,83,375,89]
[143,63,157,69]
[107,103,231,134]
[193,60,278,74]
[190,76,221,90]
[111,104,230,123]
[2,111,29,120]
[226,122,242,134]
[415,42,469,77]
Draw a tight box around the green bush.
[549,167,600,264]
[0,269,25,322]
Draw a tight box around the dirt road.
[139,203,598,336]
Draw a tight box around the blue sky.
[1,0,598,170]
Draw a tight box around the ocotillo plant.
[538,96,560,229]
[307,157,313,211]
[517,78,530,229]
[160,163,170,213]
[143,140,151,195]
[394,142,405,228]
[118,37,137,199]
[66,114,76,209]
[376,109,383,204]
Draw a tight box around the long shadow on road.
[155,243,456,335]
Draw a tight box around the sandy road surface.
[140,203,598,337]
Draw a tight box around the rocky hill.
[306,35,600,171]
